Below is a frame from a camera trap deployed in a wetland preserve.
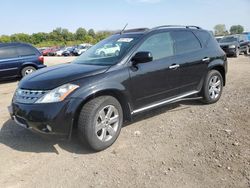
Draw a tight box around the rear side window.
[137,32,174,60]
[194,31,211,46]
[17,45,37,57]
[0,47,18,59]
[171,31,201,55]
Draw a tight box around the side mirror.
[131,51,153,65]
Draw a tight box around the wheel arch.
[19,63,38,76]
[208,64,226,86]
[72,89,132,129]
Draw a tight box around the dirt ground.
[0,56,249,188]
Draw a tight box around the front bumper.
[9,98,82,139]
[221,47,237,56]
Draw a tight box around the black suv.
[9,26,227,151]
[219,34,250,57]
[0,42,46,80]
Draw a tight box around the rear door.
[129,31,181,109]
[171,30,207,94]
[0,46,20,78]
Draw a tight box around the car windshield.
[72,34,142,66]
[220,36,238,43]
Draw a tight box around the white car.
[56,47,72,56]
[74,44,92,56]
[95,44,120,56]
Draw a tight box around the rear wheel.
[21,66,36,77]
[78,96,123,151]
[201,70,223,104]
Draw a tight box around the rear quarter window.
[171,31,201,55]
[193,30,219,48]
[0,46,18,59]
[17,45,38,57]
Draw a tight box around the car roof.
[116,25,207,36]
[0,42,34,48]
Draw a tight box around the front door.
[128,31,181,110]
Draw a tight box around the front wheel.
[78,96,123,151]
[234,48,240,57]
[201,70,223,104]
[244,46,249,55]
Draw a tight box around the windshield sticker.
[117,38,134,43]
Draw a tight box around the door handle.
[169,64,180,69]
[202,57,210,62]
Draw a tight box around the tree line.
[0,25,247,47]
[0,27,114,47]
[214,24,245,36]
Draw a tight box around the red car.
[42,47,59,56]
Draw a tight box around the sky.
[0,0,249,35]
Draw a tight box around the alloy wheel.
[95,105,119,142]
[208,75,221,99]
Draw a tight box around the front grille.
[220,45,228,50]
[14,89,48,104]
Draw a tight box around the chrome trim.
[132,91,199,114]
[0,67,18,72]
[13,116,29,129]
[169,64,180,69]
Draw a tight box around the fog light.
[46,125,52,132]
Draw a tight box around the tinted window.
[0,47,18,59]
[17,45,37,56]
[194,31,211,46]
[171,31,201,55]
[137,32,174,60]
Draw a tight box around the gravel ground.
[0,56,249,188]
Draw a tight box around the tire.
[201,70,223,104]
[244,46,250,55]
[234,48,239,57]
[115,50,119,56]
[21,66,36,77]
[78,96,123,151]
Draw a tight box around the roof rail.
[116,28,149,34]
[152,25,202,30]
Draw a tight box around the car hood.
[219,42,237,46]
[19,63,110,90]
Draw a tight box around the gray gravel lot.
[0,56,249,188]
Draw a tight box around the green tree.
[0,35,11,43]
[230,25,244,34]
[88,29,95,37]
[75,27,87,40]
[214,24,227,36]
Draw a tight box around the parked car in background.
[38,47,48,54]
[55,47,68,56]
[42,47,59,56]
[9,25,227,151]
[95,43,120,56]
[62,47,75,56]
[0,42,46,79]
[243,32,250,41]
[73,44,92,56]
[219,34,250,57]
[215,36,224,42]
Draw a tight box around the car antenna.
[120,23,128,34]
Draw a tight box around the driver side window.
[137,32,174,61]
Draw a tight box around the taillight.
[38,56,44,64]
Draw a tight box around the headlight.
[35,84,79,103]
[228,45,236,49]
